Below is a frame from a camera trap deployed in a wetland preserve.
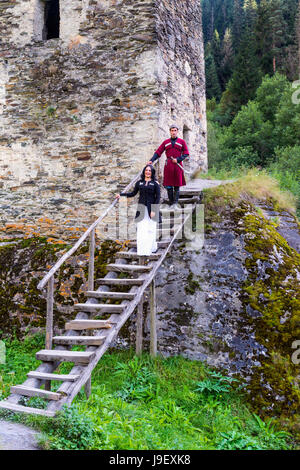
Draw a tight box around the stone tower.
[0,0,207,240]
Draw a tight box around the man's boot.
[167,187,174,206]
[173,187,180,209]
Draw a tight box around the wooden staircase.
[0,183,202,417]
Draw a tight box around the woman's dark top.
[121,179,161,223]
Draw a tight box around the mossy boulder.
[0,237,122,339]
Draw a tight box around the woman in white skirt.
[116,165,161,256]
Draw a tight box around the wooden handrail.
[37,162,158,291]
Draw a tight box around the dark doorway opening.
[44,0,60,40]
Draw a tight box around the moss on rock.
[204,182,300,436]
[0,237,123,339]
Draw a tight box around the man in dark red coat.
[148,124,189,206]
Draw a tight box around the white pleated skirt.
[136,210,158,256]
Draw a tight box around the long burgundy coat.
[153,138,189,187]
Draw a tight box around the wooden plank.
[96,278,144,286]
[11,385,62,401]
[178,197,200,203]
[65,320,112,331]
[160,207,192,214]
[85,290,135,300]
[158,227,178,233]
[107,264,152,272]
[27,371,80,382]
[53,335,106,346]
[74,303,125,313]
[160,217,183,224]
[127,240,169,248]
[179,188,202,195]
[36,349,95,364]
[116,252,161,260]
[0,401,56,417]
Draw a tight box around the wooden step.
[107,263,152,273]
[36,349,95,364]
[116,252,161,261]
[74,303,125,313]
[158,227,180,233]
[53,335,106,346]
[160,207,192,214]
[27,371,80,382]
[159,222,182,228]
[86,290,136,300]
[161,217,183,224]
[0,401,56,417]
[179,189,202,196]
[96,278,144,286]
[128,240,170,248]
[11,385,61,401]
[65,319,113,331]
[178,197,199,203]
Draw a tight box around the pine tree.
[221,28,235,85]
[205,42,222,100]
[232,0,244,52]
[255,0,274,76]
[268,0,286,73]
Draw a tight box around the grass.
[195,167,297,215]
[0,334,295,450]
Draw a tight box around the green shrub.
[45,405,95,450]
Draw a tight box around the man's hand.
[150,211,155,219]
[147,161,153,165]
[116,194,121,199]
[171,158,177,163]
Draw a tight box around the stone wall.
[0,0,207,241]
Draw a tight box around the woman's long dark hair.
[141,164,156,181]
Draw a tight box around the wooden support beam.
[45,275,54,391]
[88,228,95,292]
[45,276,54,350]
[84,376,91,399]
[136,300,143,356]
[136,257,145,356]
[150,279,157,357]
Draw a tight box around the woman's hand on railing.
[116,194,121,200]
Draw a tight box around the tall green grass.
[0,335,294,450]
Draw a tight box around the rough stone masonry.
[0,0,207,241]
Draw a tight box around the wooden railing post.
[150,279,157,357]
[136,256,144,355]
[84,376,91,399]
[45,275,54,350]
[136,300,143,356]
[88,228,95,292]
